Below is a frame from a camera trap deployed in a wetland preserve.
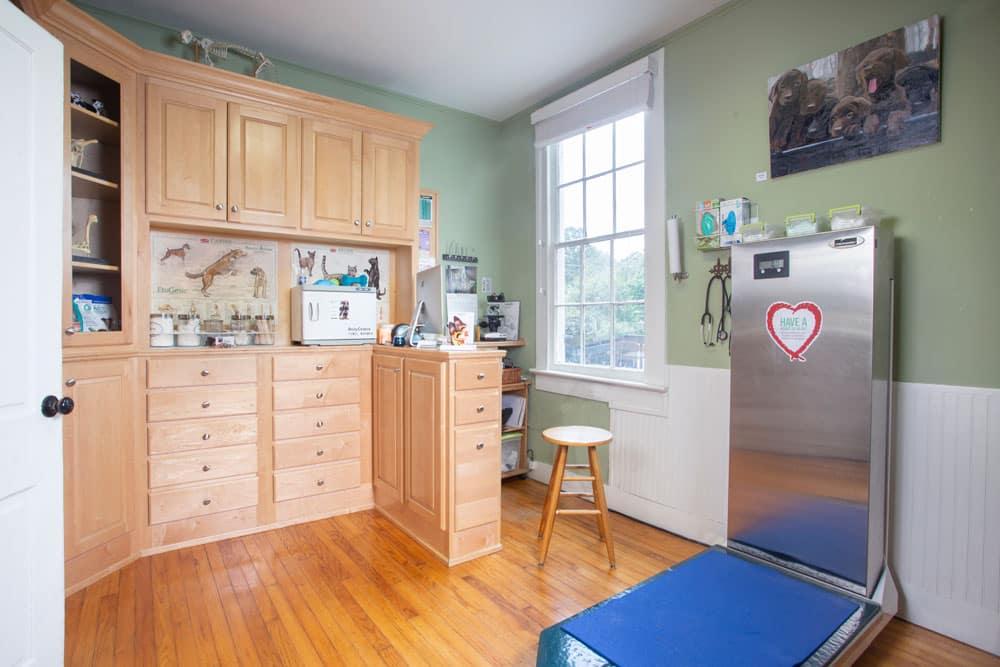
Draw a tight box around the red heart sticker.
[765,301,823,362]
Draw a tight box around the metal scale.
[537,225,897,666]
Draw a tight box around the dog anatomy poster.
[768,15,940,178]
[289,244,392,323]
[151,232,277,317]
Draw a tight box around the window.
[551,113,647,374]
[532,51,666,397]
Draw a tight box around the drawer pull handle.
[477,372,486,380]
[202,465,211,472]
[315,364,324,371]
[202,433,211,441]
[316,392,325,399]
[477,405,485,413]
[215,203,224,211]
[316,420,324,428]
[201,401,211,409]
[65,378,76,387]
[317,479,325,487]
[202,499,212,506]
[476,442,485,450]
[316,449,325,456]
[201,369,210,377]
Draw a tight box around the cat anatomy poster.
[290,244,392,323]
[151,232,277,318]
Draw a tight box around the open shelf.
[502,425,525,434]
[502,467,530,479]
[72,260,120,273]
[71,170,119,200]
[70,104,120,145]
[478,338,525,348]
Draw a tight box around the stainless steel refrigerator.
[728,225,894,599]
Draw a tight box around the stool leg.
[538,445,568,566]
[537,448,560,539]
[588,446,616,569]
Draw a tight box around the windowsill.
[529,368,668,415]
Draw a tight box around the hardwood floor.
[66,479,998,666]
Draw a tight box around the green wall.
[81,1,999,473]
[78,4,506,316]
[497,0,1000,465]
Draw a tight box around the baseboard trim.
[898,586,1000,656]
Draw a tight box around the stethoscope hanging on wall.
[701,257,731,351]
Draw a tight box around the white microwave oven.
[291,285,377,345]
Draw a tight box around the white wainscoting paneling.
[891,381,1000,655]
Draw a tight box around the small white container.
[149,313,175,348]
[175,314,201,347]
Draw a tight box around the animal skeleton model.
[72,214,99,256]
[179,29,273,78]
[70,138,98,169]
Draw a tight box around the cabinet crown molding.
[29,0,433,140]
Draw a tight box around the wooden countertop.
[371,345,505,361]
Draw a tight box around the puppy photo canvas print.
[768,15,940,178]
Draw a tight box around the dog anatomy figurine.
[159,243,191,263]
[185,249,246,296]
[250,267,268,299]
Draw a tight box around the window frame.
[532,49,667,400]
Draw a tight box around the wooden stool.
[537,426,615,569]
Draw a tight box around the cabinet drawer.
[149,476,258,525]
[274,459,360,502]
[147,415,257,454]
[149,444,258,488]
[148,386,257,422]
[273,432,360,469]
[147,356,256,388]
[272,351,362,381]
[453,389,501,426]
[454,425,501,531]
[272,404,361,440]
[272,377,361,411]
[454,359,501,391]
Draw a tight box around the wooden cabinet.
[302,123,417,241]
[145,83,228,221]
[361,131,417,240]
[64,48,136,347]
[373,348,505,565]
[403,357,446,530]
[270,349,372,523]
[372,353,404,505]
[145,355,259,548]
[146,84,301,228]
[63,358,135,592]
[228,103,300,228]
[301,118,362,235]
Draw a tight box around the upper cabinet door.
[362,131,416,240]
[301,118,362,235]
[146,83,227,220]
[228,103,300,228]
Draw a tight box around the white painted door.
[0,4,65,665]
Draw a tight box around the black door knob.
[59,397,75,415]
[41,395,59,417]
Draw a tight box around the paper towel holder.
[667,214,688,282]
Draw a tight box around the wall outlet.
[755,171,768,182]
[481,277,492,293]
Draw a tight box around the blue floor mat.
[560,550,861,667]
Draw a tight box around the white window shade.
[531,57,656,147]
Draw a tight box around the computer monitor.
[413,265,444,336]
